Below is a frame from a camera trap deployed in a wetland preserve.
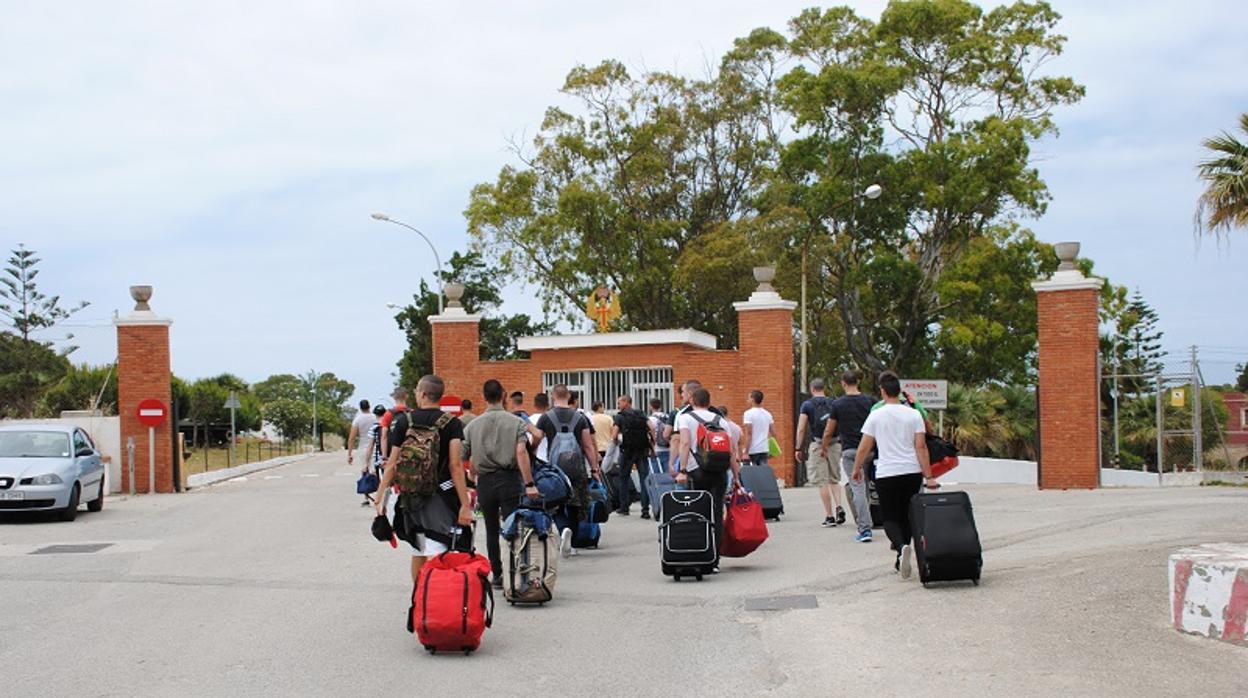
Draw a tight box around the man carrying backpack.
[649,397,673,474]
[674,386,744,572]
[373,375,474,585]
[462,379,542,588]
[796,378,845,528]
[610,395,655,518]
[536,384,601,557]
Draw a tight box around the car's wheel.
[87,478,104,513]
[58,483,80,522]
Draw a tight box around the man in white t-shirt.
[347,399,378,506]
[851,371,938,579]
[741,390,777,467]
[528,393,551,465]
[675,387,744,573]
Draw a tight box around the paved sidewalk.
[2,452,1246,696]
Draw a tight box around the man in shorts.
[374,375,474,584]
[796,378,845,527]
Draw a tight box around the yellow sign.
[1170,388,1185,408]
[585,287,621,332]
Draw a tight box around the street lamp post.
[309,369,319,452]
[371,213,445,314]
[800,183,883,389]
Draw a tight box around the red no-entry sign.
[439,394,463,416]
[137,398,167,427]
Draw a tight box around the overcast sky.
[2,0,1245,406]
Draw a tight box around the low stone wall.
[1169,543,1248,646]
[937,457,1037,485]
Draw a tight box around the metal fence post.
[1155,373,1164,479]
[127,437,136,496]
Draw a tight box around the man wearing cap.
[462,379,542,588]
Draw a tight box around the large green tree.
[394,251,552,389]
[466,1,1083,377]
[1195,112,1248,238]
[0,244,89,416]
[37,363,118,417]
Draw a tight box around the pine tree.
[1121,289,1164,390]
[0,244,89,416]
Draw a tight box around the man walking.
[373,375,474,586]
[462,379,541,588]
[536,385,601,557]
[675,386,744,572]
[508,391,528,420]
[459,399,477,429]
[528,392,551,466]
[822,371,876,541]
[379,387,410,460]
[590,401,614,462]
[741,390,777,466]
[649,397,673,474]
[851,371,937,578]
[348,399,378,506]
[796,379,845,527]
[610,395,655,518]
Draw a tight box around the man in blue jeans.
[611,395,654,518]
[822,370,877,542]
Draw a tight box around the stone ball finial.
[752,266,777,293]
[130,285,153,312]
[443,281,465,309]
[1054,242,1080,272]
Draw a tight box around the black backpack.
[617,409,651,452]
[808,396,832,442]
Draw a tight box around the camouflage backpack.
[395,413,452,500]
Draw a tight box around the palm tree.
[1195,113,1248,237]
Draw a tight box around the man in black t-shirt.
[374,375,473,584]
[821,370,876,541]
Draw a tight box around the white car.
[0,424,105,521]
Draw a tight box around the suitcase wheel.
[673,574,681,582]
[695,574,703,581]
[972,579,979,586]
[424,646,435,654]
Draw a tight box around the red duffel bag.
[409,547,494,655]
[721,486,769,558]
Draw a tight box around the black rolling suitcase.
[909,490,982,586]
[659,490,717,581]
[737,464,784,520]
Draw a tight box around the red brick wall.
[1036,287,1100,489]
[116,323,173,493]
[431,309,798,483]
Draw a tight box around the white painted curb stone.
[1168,543,1248,646]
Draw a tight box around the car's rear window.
[0,431,71,458]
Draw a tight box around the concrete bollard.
[1168,543,1248,646]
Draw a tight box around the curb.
[186,453,313,489]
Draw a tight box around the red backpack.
[409,549,494,655]
[692,413,733,474]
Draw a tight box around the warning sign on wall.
[900,379,948,410]
[1170,388,1186,408]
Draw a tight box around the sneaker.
[616,509,630,516]
[900,544,913,579]
[835,506,846,525]
[821,517,836,528]
[855,529,873,543]
[569,548,580,557]
[560,528,573,558]
[640,510,651,520]
[711,566,720,574]
[360,500,371,507]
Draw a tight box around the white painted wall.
[0,416,122,493]
[937,456,1037,486]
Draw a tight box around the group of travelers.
[349,366,942,615]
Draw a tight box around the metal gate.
[1101,370,1203,473]
[542,367,674,414]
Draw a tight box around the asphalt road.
[2,452,1246,696]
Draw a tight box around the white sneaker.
[560,528,573,558]
[900,544,913,579]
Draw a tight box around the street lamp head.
[863,184,883,200]
[370,212,390,221]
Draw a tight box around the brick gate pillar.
[1032,242,1103,489]
[734,267,798,485]
[114,286,174,493]
[428,287,481,399]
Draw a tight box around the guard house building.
[429,273,800,484]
